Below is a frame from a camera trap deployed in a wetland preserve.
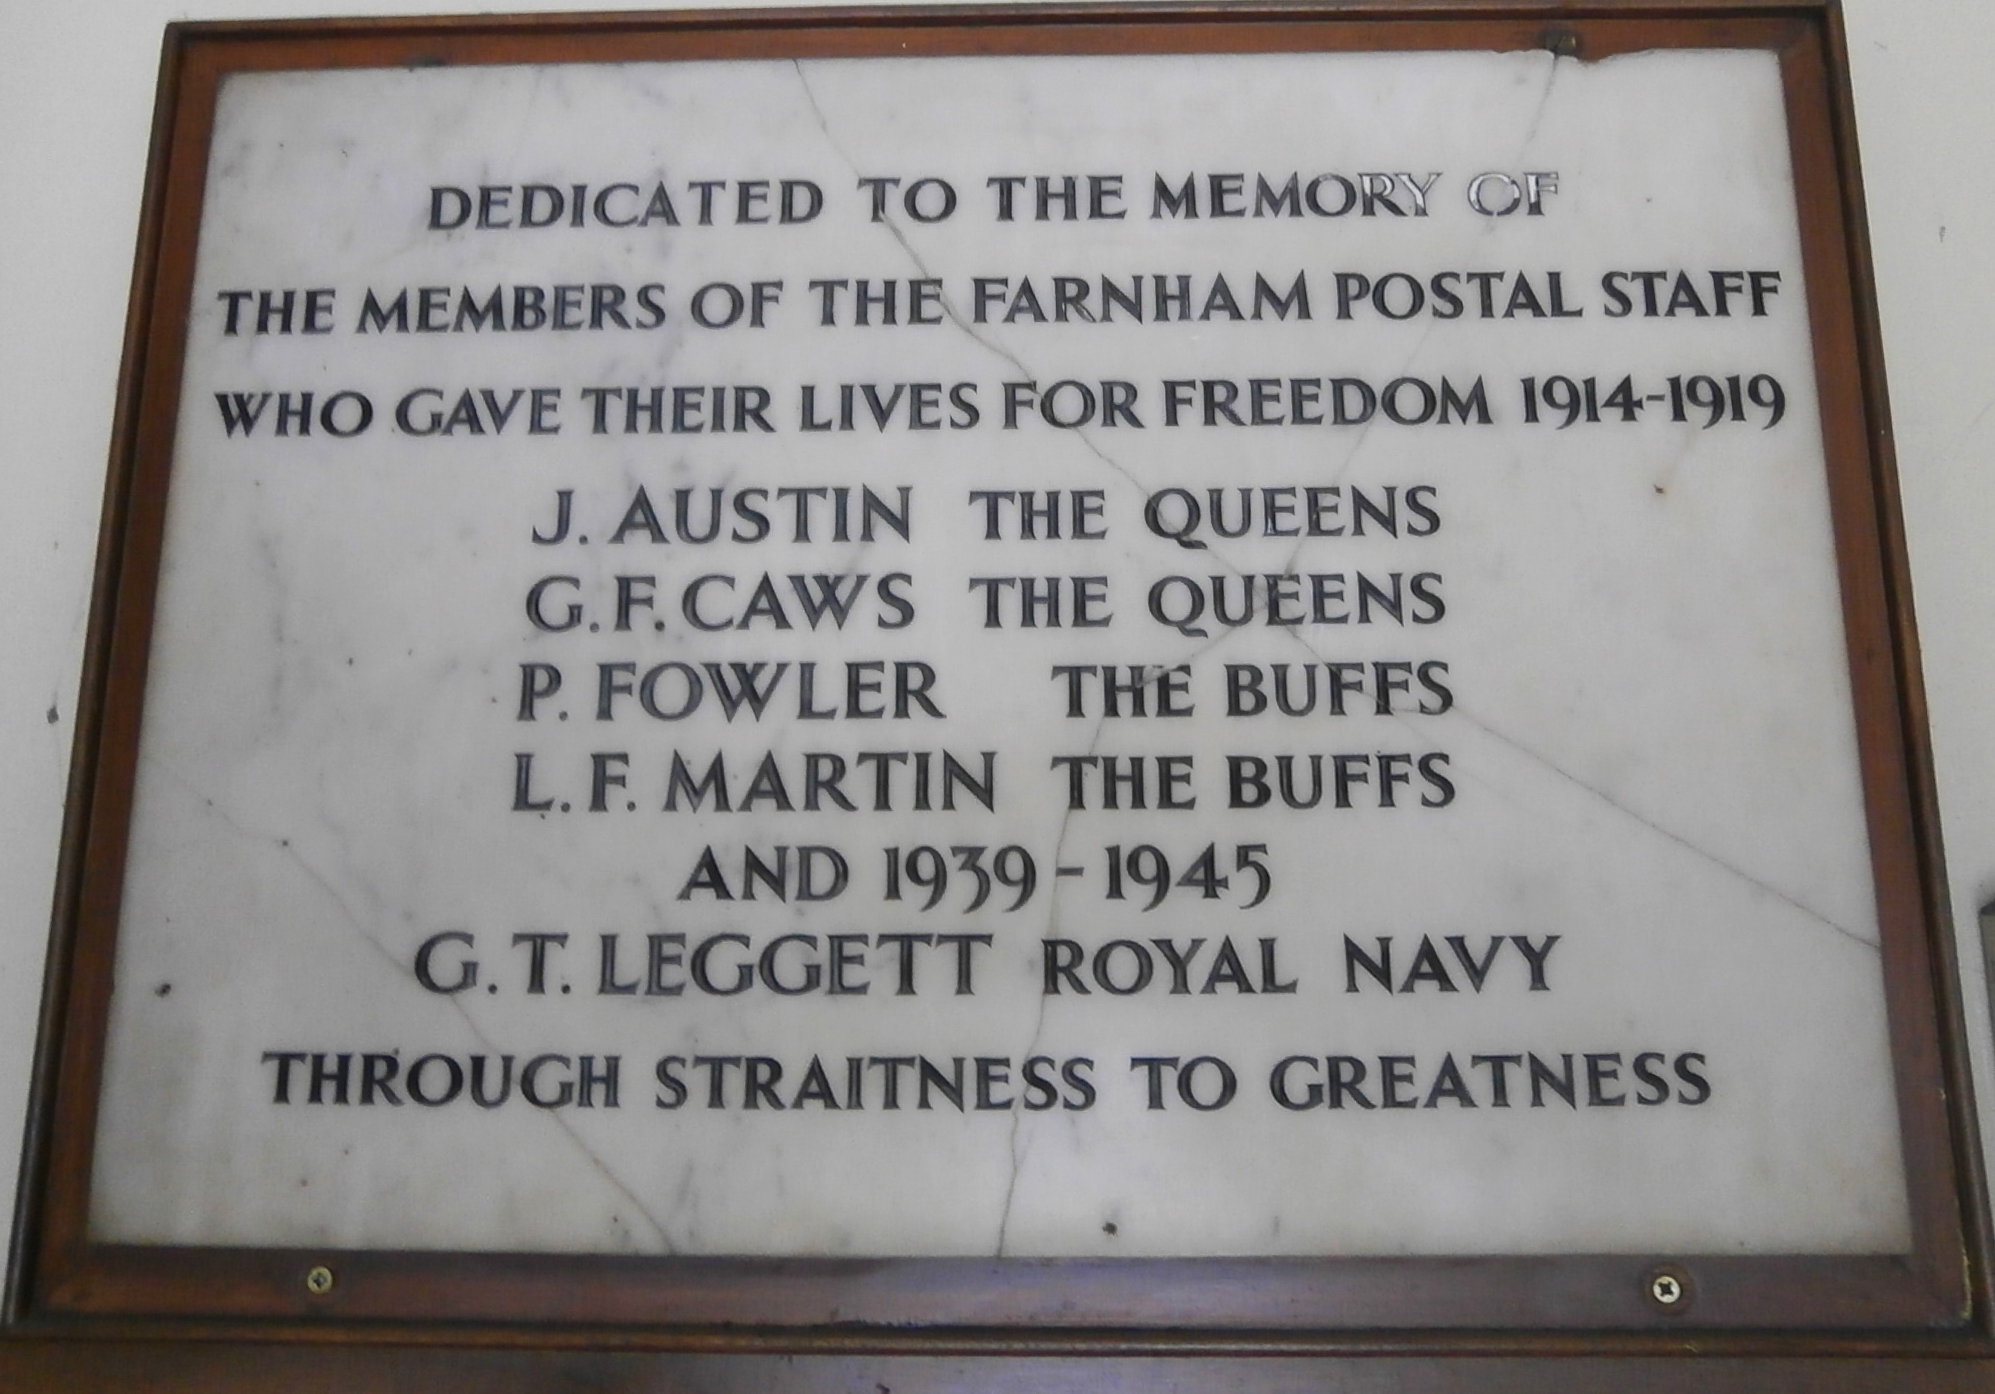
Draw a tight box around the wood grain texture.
[7,1343,1995,1393]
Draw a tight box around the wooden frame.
[10,2,1992,1386]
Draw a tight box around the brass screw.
[1645,1265,1691,1313]
[1542,27,1581,58]
[304,1264,335,1296]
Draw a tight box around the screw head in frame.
[1644,1264,1692,1314]
[1541,26,1581,58]
[304,1264,335,1296]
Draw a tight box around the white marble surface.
[88,47,1909,1257]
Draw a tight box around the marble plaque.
[69,32,1935,1282]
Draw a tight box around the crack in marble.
[1441,707,1878,950]
[1253,610,1872,952]
[1964,392,1995,435]
[1513,50,1563,156]
[993,701,1111,1257]
[789,60,1158,506]
[141,755,679,1251]
[253,527,291,726]
[786,55,1772,1254]
[1146,306,1442,665]
[787,54,1505,639]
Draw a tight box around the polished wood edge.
[1777,14,1985,1329]
[1780,21,1960,1305]
[133,9,1818,72]
[5,1344,1995,1394]
[7,1313,1995,1358]
[1820,0,1995,1330]
[30,1247,1972,1333]
[20,20,227,1324]
[155,0,1833,42]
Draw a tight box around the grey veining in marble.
[89,47,1908,1258]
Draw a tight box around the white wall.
[1839,0,1995,1197]
[3,0,1993,1260]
